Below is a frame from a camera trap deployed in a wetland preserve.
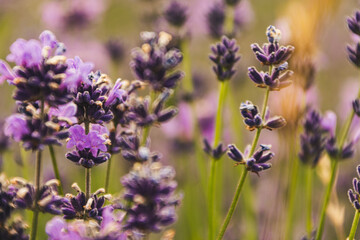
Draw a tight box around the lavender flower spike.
[251,25,294,66]
[347,11,360,36]
[348,165,360,210]
[164,0,188,28]
[209,36,240,81]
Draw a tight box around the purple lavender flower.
[64,56,94,91]
[61,183,109,221]
[347,43,360,68]
[130,31,183,92]
[128,90,178,127]
[251,25,294,66]
[121,162,181,232]
[240,101,262,130]
[228,144,274,174]
[0,218,29,240]
[354,99,360,116]
[248,62,293,90]
[73,72,126,125]
[5,103,69,151]
[0,31,74,106]
[298,109,329,167]
[0,174,17,224]
[105,39,125,64]
[203,139,226,160]
[206,2,225,39]
[66,124,110,168]
[119,134,160,162]
[46,208,128,240]
[209,36,240,81]
[164,0,188,28]
[348,165,360,210]
[347,11,360,36]
[11,178,63,215]
[48,102,78,127]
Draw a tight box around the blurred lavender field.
[0,0,360,239]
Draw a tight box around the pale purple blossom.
[6,39,42,68]
[64,56,94,91]
[4,114,30,142]
[105,79,126,107]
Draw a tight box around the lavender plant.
[216,25,292,239]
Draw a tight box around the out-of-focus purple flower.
[61,183,109,221]
[11,178,63,215]
[347,43,360,68]
[209,36,240,81]
[66,124,110,168]
[164,0,188,28]
[299,109,329,167]
[0,31,74,106]
[121,162,181,232]
[206,2,225,39]
[0,218,29,240]
[251,25,294,66]
[46,216,82,240]
[203,139,226,160]
[348,165,360,210]
[49,102,78,127]
[42,0,107,31]
[105,39,125,64]
[64,56,94,91]
[0,174,16,224]
[4,114,30,142]
[248,62,293,91]
[228,144,274,174]
[353,99,360,117]
[130,31,183,92]
[128,90,178,128]
[5,103,69,151]
[347,11,360,36]
[119,134,160,162]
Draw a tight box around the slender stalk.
[224,5,235,36]
[180,38,193,94]
[208,80,229,240]
[141,91,157,146]
[48,145,63,195]
[315,98,356,240]
[306,167,313,238]
[217,169,248,240]
[216,85,271,239]
[104,155,112,192]
[348,211,360,240]
[30,98,45,240]
[284,145,300,239]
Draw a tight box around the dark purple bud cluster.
[206,2,225,39]
[248,62,293,91]
[74,72,126,124]
[209,36,240,81]
[298,109,329,167]
[4,102,70,151]
[0,175,16,224]
[164,0,188,28]
[203,139,226,160]
[347,11,360,67]
[353,99,360,116]
[128,90,178,127]
[0,31,73,107]
[65,124,111,168]
[119,134,160,162]
[62,183,109,222]
[121,162,181,232]
[325,136,355,160]
[251,26,294,66]
[130,31,184,92]
[240,101,286,131]
[348,165,360,210]
[11,178,63,215]
[228,144,274,175]
[0,218,29,240]
[105,39,125,64]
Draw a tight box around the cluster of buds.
[228,144,274,174]
[209,36,240,81]
[347,11,360,67]
[163,0,188,28]
[348,165,360,210]
[62,183,110,221]
[240,101,286,131]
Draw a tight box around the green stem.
[216,169,248,240]
[306,167,313,238]
[224,5,235,36]
[315,95,357,240]
[208,80,229,240]
[104,155,112,192]
[348,211,360,240]
[141,91,157,146]
[180,38,193,94]
[30,98,45,240]
[216,85,271,239]
[48,145,63,195]
[284,149,300,239]
[315,159,338,240]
